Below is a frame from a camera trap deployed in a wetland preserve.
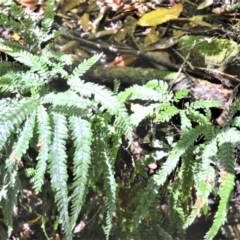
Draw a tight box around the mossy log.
[84,66,232,109]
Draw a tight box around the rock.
[176,35,239,72]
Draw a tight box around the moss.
[177,36,239,70]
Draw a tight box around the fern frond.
[41,0,54,35]
[0,62,25,75]
[156,227,174,240]
[184,126,217,228]
[154,103,179,122]
[48,112,71,238]
[0,71,21,93]
[154,124,210,186]
[174,89,188,102]
[179,111,192,132]
[118,84,172,102]
[33,106,52,191]
[72,81,132,136]
[217,99,240,126]
[145,79,169,93]
[130,103,159,127]
[8,50,50,77]
[190,100,220,109]
[0,12,36,45]
[102,150,116,240]
[9,111,36,162]
[204,131,235,240]
[68,53,102,80]
[180,145,195,209]
[1,172,21,236]
[169,187,186,229]
[188,109,210,125]
[113,79,121,94]
[69,116,92,230]
[42,91,93,110]
[132,178,158,228]
[0,99,38,150]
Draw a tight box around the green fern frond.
[0,71,20,93]
[33,106,52,191]
[41,0,54,35]
[190,100,220,109]
[145,79,169,93]
[1,172,21,236]
[48,112,71,238]
[217,99,240,126]
[204,131,235,240]
[184,127,217,228]
[72,81,132,135]
[180,145,195,208]
[169,187,186,230]
[118,84,172,102]
[69,116,92,229]
[0,99,38,150]
[42,91,93,110]
[0,62,25,75]
[102,150,116,240]
[179,111,192,132]
[222,127,240,145]
[132,178,158,228]
[174,89,188,102]
[154,103,179,122]
[9,111,36,162]
[156,227,174,240]
[188,109,210,125]
[68,53,102,81]
[8,50,49,76]
[113,79,121,95]
[0,12,36,45]
[154,124,210,186]
[130,103,159,126]
[231,116,240,127]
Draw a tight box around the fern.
[33,106,52,191]
[48,112,71,238]
[132,178,158,228]
[204,130,235,240]
[184,127,217,228]
[69,116,92,229]
[102,150,117,240]
[1,1,240,239]
[154,124,209,187]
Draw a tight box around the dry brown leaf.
[108,54,137,67]
[16,0,39,11]
[137,4,183,27]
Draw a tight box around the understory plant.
[0,1,131,239]
[0,0,239,240]
[118,81,239,239]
